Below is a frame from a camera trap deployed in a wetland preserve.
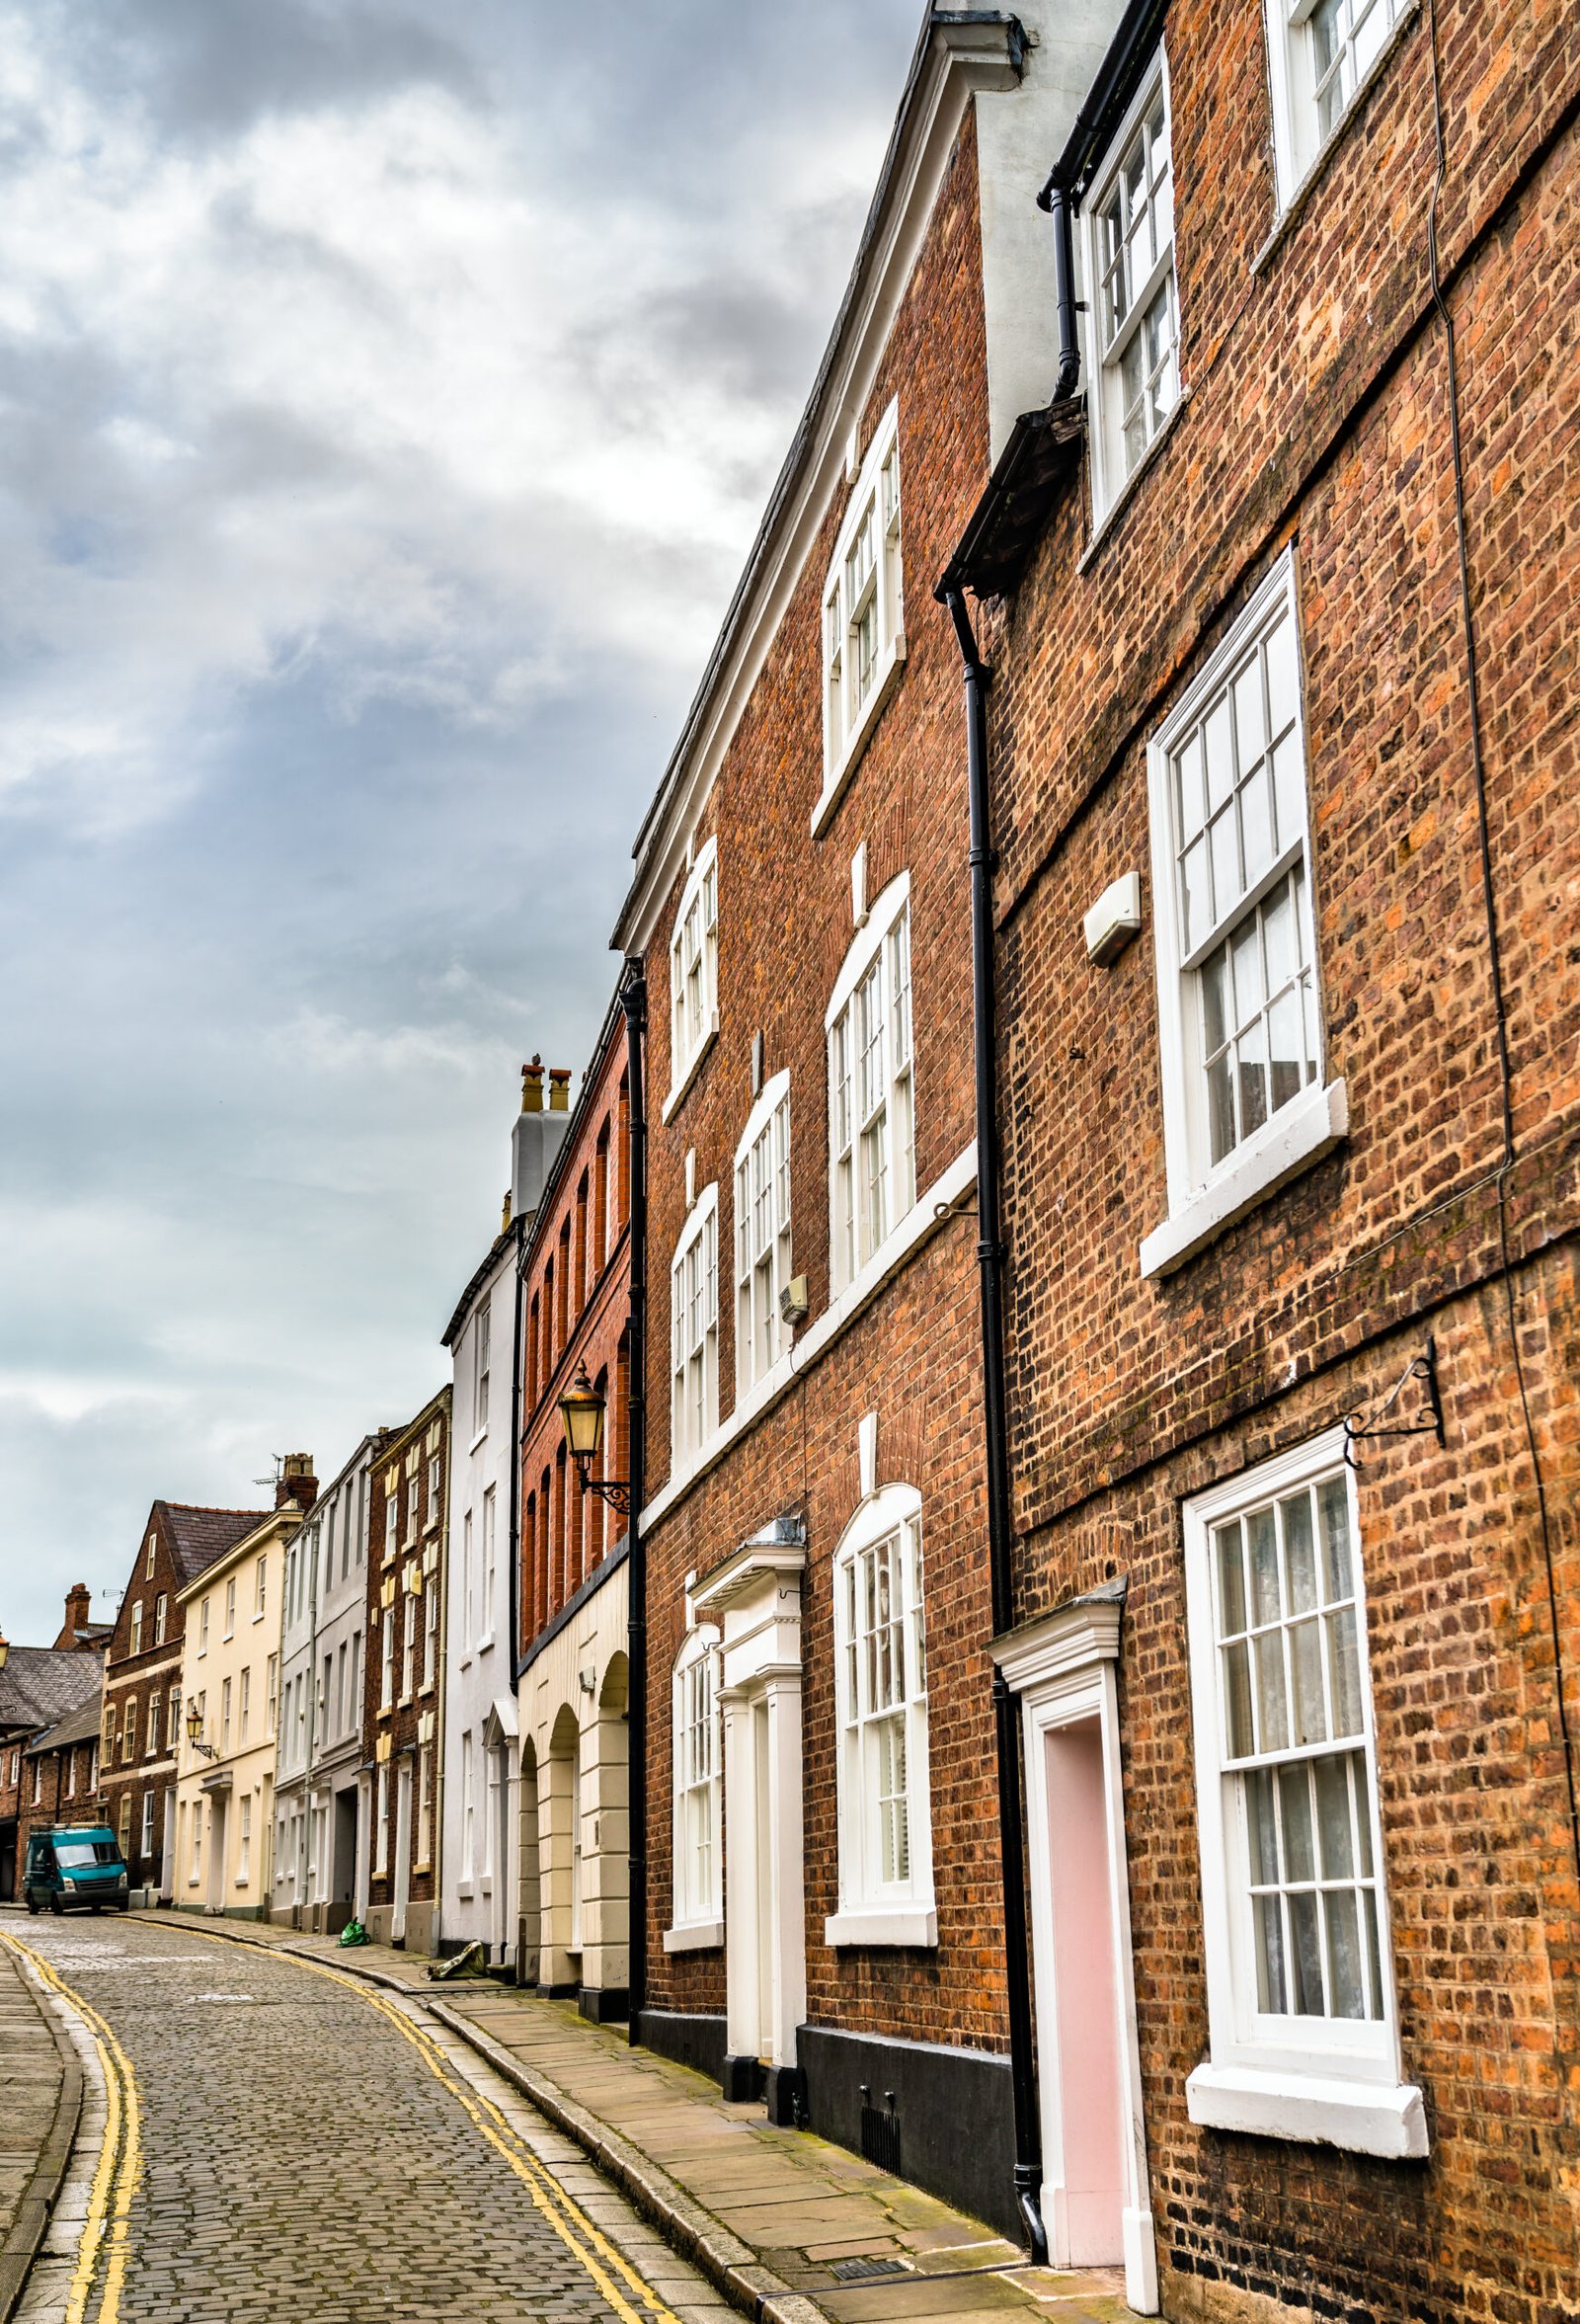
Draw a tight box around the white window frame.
[734,1072,792,1399]
[265,1654,277,1736]
[665,839,719,1118]
[826,874,915,1296]
[384,1489,399,1563]
[1183,1426,1426,2155]
[670,1183,719,1477]
[817,399,905,834]
[1080,49,1181,523]
[423,1578,438,1692]
[474,1300,491,1438]
[826,1483,935,1948]
[237,1795,251,1885]
[1143,550,1346,1277]
[1264,0,1409,213]
[480,1486,497,1649]
[139,1790,154,1861]
[129,1601,143,1656]
[462,1510,475,1654]
[374,1764,389,1877]
[380,1610,394,1713]
[145,1533,157,1581]
[665,1624,723,1949]
[154,1593,167,1645]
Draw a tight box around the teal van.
[24,1827,129,1915]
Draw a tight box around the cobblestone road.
[7,1915,735,2324]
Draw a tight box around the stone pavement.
[138,1914,1139,2324]
[0,1931,81,2324]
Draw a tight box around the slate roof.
[159,1503,271,1589]
[26,1691,105,1758]
[0,1645,104,1735]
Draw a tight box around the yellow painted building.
[172,1460,313,1916]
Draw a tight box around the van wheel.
[91,1903,103,1914]
[117,1899,129,1913]
[48,1895,63,1915]
[26,1893,39,1915]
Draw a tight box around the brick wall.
[364,1389,451,1919]
[519,1017,633,1653]
[987,0,1580,2311]
[636,114,1012,2053]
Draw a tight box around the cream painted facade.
[515,1559,629,2014]
[172,1489,302,1918]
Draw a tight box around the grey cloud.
[45,0,484,141]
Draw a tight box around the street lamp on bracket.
[558,1361,632,1519]
[185,1702,218,1761]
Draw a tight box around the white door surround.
[995,1587,1159,2316]
[692,1520,807,2080]
[393,1758,413,1944]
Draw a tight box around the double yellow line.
[165,1926,686,2324]
[0,1931,141,2324]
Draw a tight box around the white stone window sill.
[458,1653,472,1673]
[1254,0,1422,275]
[824,1904,937,1950]
[1141,1079,1347,1278]
[457,1879,474,1900]
[251,1611,266,1624]
[812,635,907,840]
[1186,2060,1428,2159]
[468,1424,489,1454]
[663,1918,724,1954]
[662,1017,719,1126]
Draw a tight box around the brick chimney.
[276,1454,318,1512]
[54,1582,92,1649]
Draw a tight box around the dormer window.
[665,840,719,1118]
[817,401,905,835]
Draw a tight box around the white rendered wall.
[440,1239,520,1959]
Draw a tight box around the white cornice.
[613,20,1024,956]
[994,1590,1125,1694]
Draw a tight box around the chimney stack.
[54,1582,92,1650]
[512,1059,572,1226]
[276,1454,319,1512]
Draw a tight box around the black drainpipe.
[939,580,1047,2267]
[620,955,649,2044]
[1045,180,1081,403]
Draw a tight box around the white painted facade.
[440,1231,519,1963]
[270,1440,376,1932]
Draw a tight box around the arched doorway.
[542,1704,582,1994]
[517,1737,541,1987]
[579,1654,630,2019]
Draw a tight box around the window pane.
[1247,1767,1280,1883]
[1318,1476,1353,1601]
[1314,1753,1355,1877]
[1248,1506,1281,1625]
[1283,1491,1317,1612]
[1255,1893,1289,2013]
[1327,1605,1363,1737]
[1290,1618,1326,1745]
[1325,1888,1366,2019]
[1255,1632,1289,1751]
[1224,1640,1255,1757]
[1288,1889,1325,2015]
[1278,1764,1314,1880]
[1216,1520,1245,1633]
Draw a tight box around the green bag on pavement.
[338,1918,370,1948]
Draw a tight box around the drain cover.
[829,2258,908,2284]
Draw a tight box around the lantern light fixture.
[557,1362,632,1516]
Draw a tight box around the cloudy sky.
[0,0,922,1643]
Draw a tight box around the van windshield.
[54,1842,107,1869]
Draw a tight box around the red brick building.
[18,1695,107,1886]
[933,0,1580,2313]
[513,1013,634,2017]
[0,1595,107,1896]
[100,1503,268,1901]
[362,1386,450,1952]
[610,7,1122,2238]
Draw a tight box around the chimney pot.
[521,1057,544,1114]
[548,1069,572,1113]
